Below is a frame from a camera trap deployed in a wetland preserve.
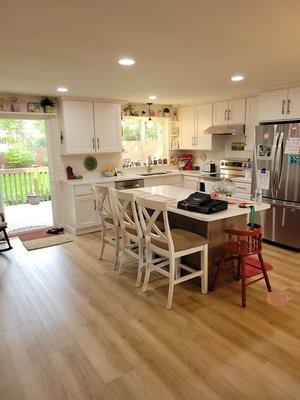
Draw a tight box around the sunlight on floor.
[5,200,53,233]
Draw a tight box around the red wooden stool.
[212,227,272,307]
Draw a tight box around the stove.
[220,159,252,179]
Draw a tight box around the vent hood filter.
[204,124,245,135]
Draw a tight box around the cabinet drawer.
[234,182,251,194]
[74,185,94,196]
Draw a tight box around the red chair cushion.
[244,256,273,277]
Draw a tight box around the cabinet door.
[179,107,196,149]
[228,98,246,124]
[195,103,212,150]
[163,175,182,186]
[213,101,228,125]
[93,102,122,153]
[258,89,288,121]
[287,86,300,119]
[144,177,164,187]
[62,101,95,154]
[182,176,198,190]
[245,97,258,151]
[75,195,99,229]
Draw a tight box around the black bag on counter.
[177,192,228,214]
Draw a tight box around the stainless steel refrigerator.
[252,123,300,250]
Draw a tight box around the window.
[122,117,168,164]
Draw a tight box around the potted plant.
[9,96,21,112]
[40,97,55,113]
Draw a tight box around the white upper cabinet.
[245,96,258,151]
[179,104,213,150]
[213,98,246,125]
[228,98,246,124]
[179,106,196,150]
[287,86,300,119]
[258,88,288,121]
[195,103,212,150]
[94,102,122,152]
[60,99,121,155]
[213,101,228,125]
[61,100,95,154]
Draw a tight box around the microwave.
[198,179,217,194]
[201,162,216,173]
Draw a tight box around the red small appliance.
[178,154,193,170]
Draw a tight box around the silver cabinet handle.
[92,138,95,149]
[281,100,286,115]
[287,99,291,114]
[194,136,197,147]
[224,109,227,121]
[192,137,194,146]
[94,199,96,210]
[227,109,231,120]
[97,138,100,149]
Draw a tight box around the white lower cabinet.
[75,195,99,229]
[144,175,182,187]
[182,176,198,190]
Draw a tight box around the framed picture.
[27,102,41,113]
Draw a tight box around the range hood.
[204,124,245,135]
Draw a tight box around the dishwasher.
[115,179,144,190]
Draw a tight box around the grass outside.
[0,169,51,205]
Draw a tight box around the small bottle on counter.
[254,187,262,205]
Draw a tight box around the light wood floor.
[0,234,299,400]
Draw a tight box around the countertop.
[128,185,269,222]
[60,170,204,186]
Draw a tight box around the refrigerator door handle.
[271,131,280,197]
[275,132,284,193]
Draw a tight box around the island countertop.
[131,185,270,222]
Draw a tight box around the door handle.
[97,138,100,149]
[271,131,280,197]
[287,99,291,114]
[92,138,95,149]
[281,100,286,115]
[94,199,96,210]
[227,109,231,120]
[224,109,227,121]
[274,132,284,194]
[194,137,197,147]
[192,137,194,146]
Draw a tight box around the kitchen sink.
[140,172,168,176]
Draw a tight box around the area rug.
[18,229,73,251]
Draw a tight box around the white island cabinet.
[59,99,122,155]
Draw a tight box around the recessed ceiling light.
[148,95,157,100]
[230,75,244,82]
[57,87,68,92]
[118,58,135,66]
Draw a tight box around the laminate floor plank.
[0,234,299,399]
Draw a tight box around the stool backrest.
[92,184,117,225]
[136,196,174,253]
[110,189,142,239]
[225,227,262,254]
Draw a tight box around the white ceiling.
[1,0,300,105]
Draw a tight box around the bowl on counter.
[103,171,116,177]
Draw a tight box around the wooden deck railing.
[0,167,51,205]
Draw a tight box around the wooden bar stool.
[110,189,145,287]
[213,227,272,307]
[136,195,209,310]
[92,184,120,269]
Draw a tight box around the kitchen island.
[131,185,270,289]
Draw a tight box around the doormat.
[18,229,73,251]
